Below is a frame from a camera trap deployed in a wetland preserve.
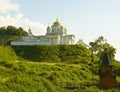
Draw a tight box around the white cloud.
[0,13,46,35]
[0,0,46,35]
[0,0,19,13]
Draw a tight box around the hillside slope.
[0,46,18,62]
[0,46,120,92]
[12,45,94,63]
[0,61,120,92]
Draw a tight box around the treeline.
[0,26,27,36]
[12,45,99,63]
[0,26,27,45]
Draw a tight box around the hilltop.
[0,46,120,92]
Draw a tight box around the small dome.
[28,28,32,34]
[60,26,63,29]
[47,26,50,30]
[52,18,62,27]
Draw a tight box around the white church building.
[11,19,75,45]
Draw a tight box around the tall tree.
[89,36,116,61]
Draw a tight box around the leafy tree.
[0,26,6,35]
[17,27,27,36]
[6,25,17,35]
[0,26,27,36]
[89,36,116,61]
[0,26,27,45]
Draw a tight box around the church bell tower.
[98,48,116,89]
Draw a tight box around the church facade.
[11,19,75,45]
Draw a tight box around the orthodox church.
[11,19,75,45]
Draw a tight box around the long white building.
[11,19,75,45]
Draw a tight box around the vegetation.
[0,46,18,61]
[1,60,120,92]
[0,26,27,36]
[89,36,116,62]
[0,46,120,92]
[0,26,27,45]
[12,45,98,63]
[0,33,120,91]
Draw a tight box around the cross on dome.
[52,18,62,27]
[56,18,59,22]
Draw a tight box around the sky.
[0,0,120,60]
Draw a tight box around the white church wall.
[11,19,76,46]
[11,41,51,46]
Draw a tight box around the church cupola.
[52,18,62,27]
[28,28,32,34]
[51,18,66,35]
[28,28,33,37]
[47,26,51,34]
[98,48,116,89]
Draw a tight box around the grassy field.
[0,60,120,92]
[0,46,120,92]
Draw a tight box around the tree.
[0,26,27,36]
[0,26,6,35]
[0,26,27,45]
[6,25,17,35]
[17,27,27,36]
[89,36,116,61]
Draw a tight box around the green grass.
[0,61,91,91]
[0,61,120,92]
[0,46,120,92]
[0,46,18,62]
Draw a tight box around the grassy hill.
[0,46,120,92]
[12,45,96,63]
[0,46,18,61]
[0,61,93,92]
[0,60,120,92]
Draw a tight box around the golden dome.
[52,18,62,26]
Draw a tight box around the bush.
[12,45,94,64]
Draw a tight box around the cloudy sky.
[0,0,120,60]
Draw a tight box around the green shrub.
[12,45,95,64]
